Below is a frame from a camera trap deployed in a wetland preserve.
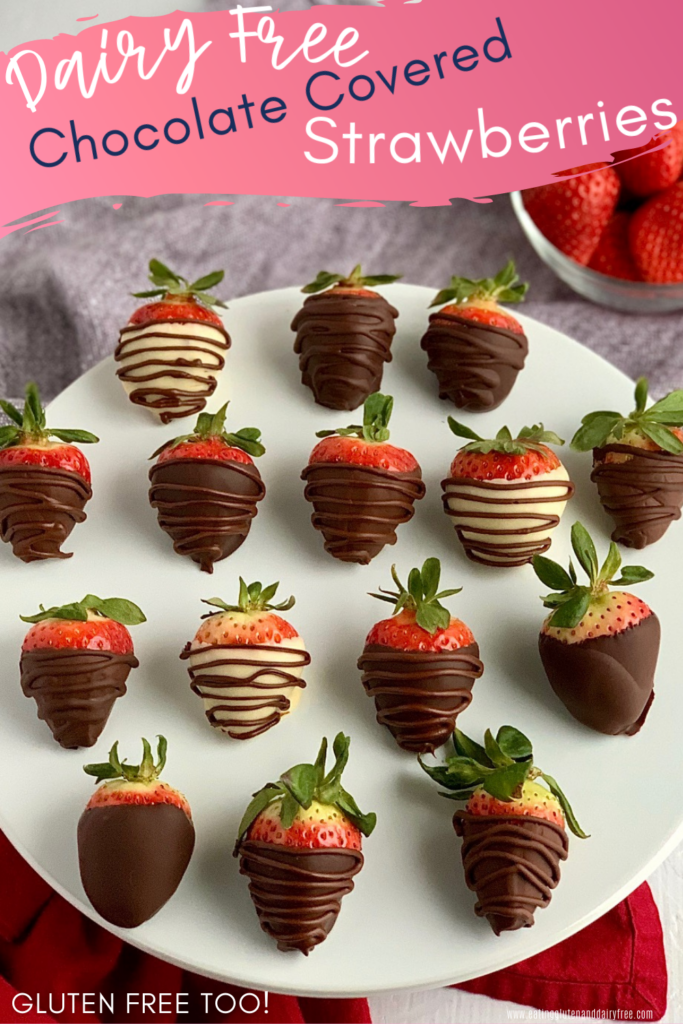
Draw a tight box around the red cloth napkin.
[0,831,667,1023]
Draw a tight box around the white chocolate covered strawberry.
[180,580,309,740]
[442,420,574,568]
[115,259,230,424]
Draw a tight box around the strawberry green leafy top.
[0,382,99,451]
[429,259,528,308]
[132,258,227,309]
[83,736,167,784]
[150,402,265,460]
[236,732,376,843]
[202,578,295,616]
[369,558,462,634]
[532,521,653,629]
[302,264,402,294]
[571,376,683,454]
[420,724,587,838]
[20,595,146,625]
[316,392,395,443]
[448,419,564,456]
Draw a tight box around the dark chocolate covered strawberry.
[291,264,401,411]
[301,392,425,563]
[78,736,195,928]
[116,259,230,423]
[148,402,266,573]
[235,732,375,954]
[0,383,98,562]
[420,724,587,935]
[443,420,573,567]
[572,377,683,548]
[534,522,659,736]
[358,558,483,753]
[421,261,529,412]
[20,595,145,749]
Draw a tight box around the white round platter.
[0,284,681,998]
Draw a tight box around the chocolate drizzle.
[291,292,398,411]
[20,648,138,749]
[78,803,195,928]
[421,312,528,412]
[181,641,310,739]
[115,317,230,423]
[149,458,265,573]
[0,465,92,562]
[442,474,574,567]
[301,463,425,564]
[453,812,568,935]
[357,643,483,752]
[238,840,363,954]
[592,444,683,548]
[538,613,660,735]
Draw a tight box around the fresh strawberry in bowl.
[0,382,98,562]
[613,121,683,198]
[20,595,145,749]
[181,579,310,740]
[115,258,231,423]
[442,419,573,567]
[534,521,659,735]
[358,558,483,753]
[629,181,683,283]
[571,376,683,548]
[235,732,375,954]
[78,736,194,928]
[301,391,425,564]
[421,260,529,412]
[148,402,266,573]
[420,724,586,934]
[291,264,401,411]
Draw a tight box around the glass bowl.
[510,190,683,314]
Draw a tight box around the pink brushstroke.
[24,220,64,233]
[112,203,122,209]
[204,201,235,207]
[75,15,99,21]
[336,201,386,208]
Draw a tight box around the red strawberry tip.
[234,732,376,854]
[301,263,402,294]
[150,401,265,461]
[369,557,462,635]
[131,257,227,310]
[429,259,528,309]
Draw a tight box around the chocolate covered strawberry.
[442,420,573,567]
[572,377,683,548]
[534,522,659,735]
[420,724,586,935]
[291,264,401,411]
[301,392,425,563]
[0,382,98,562]
[235,732,375,954]
[521,163,620,265]
[148,402,266,573]
[181,579,309,740]
[78,737,194,928]
[20,595,145,749]
[116,259,230,423]
[421,261,529,412]
[358,558,483,753]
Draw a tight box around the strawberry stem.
[429,259,528,308]
[315,392,394,443]
[448,418,564,456]
[0,382,99,451]
[368,558,462,634]
[132,258,227,309]
[20,595,146,625]
[201,578,295,616]
[83,736,168,784]
[571,376,683,455]
[150,402,265,460]
[301,265,402,294]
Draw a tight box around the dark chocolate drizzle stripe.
[301,462,425,564]
[115,317,230,423]
[0,465,92,562]
[291,292,398,411]
[181,641,309,740]
[454,812,568,934]
[238,840,363,954]
[421,311,528,412]
[357,644,483,752]
[441,474,574,567]
[20,648,138,749]
[592,443,683,549]
[148,458,265,573]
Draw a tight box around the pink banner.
[0,0,681,236]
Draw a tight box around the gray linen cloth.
[0,193,680,404]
